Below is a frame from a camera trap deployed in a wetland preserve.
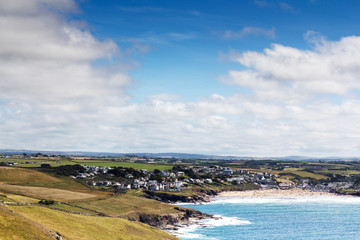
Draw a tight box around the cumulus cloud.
[0,0,131,150]
[2,0,360,157]
[107,33,360,157]
[228,32,360,97]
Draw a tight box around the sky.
[1,0,360,157]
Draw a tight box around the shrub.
[38,199,55,205]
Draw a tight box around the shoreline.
[216,188,338,198]
[165,188,358,237]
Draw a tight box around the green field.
[72,161,173,171]
[1,158,174,171]
[9,205,179,240]
[1,158,76,168]
[288,170,328,180]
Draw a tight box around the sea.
[175,195,360,240]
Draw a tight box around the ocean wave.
[200,215,252,227]
[211,195,360,205]
[170,215,252,239]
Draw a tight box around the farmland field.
[71,161,173,171]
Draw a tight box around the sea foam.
[170,215,252,239]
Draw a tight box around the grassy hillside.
[9,205,179,240]
[71,193,181,219]
[0,192,39,203]
[0,184,99,202]
[0,205,53,240]
[0,167,61,184]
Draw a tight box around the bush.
[38,199,55,205]
[54,164,85,176]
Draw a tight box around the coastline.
[216,188,337,198]
[166,188,359,238]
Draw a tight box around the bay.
[176,196,360,240]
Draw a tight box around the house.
[125,174,133,179]
[279,182,292,190]
[177,171,185,177]
[222,168,233,175]
[117,183,131,191]
[86,181,95,186]
[149,184,160,191]
[204,178,213,184]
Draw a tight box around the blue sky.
[1,0,360,156]
[76,0,360,101]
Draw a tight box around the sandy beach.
[217,188,337,198]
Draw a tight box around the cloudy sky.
[1,0,360,157]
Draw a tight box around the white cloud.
[229,32,360,97]
[0,0,132,151]
[2,0,360,157]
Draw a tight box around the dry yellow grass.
[0,205,53,240]
[9,205,179,240]
[0,184,99,202]
[0,192,39,203]
[0,167,61,184]
[72,194,180,218]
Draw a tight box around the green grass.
[1,158,76,168]
[315,170,360,177]
[291,170,328,180]
[9,205,179,240]
[3,158,173,170]
[50,203,100,215]
[72,161,173,171]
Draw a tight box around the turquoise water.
[176,196,360,240]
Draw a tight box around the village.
[71,164,356,193]
[2,153,360,194]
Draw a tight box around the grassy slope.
[276,169,328,180]
[9,205,179,240]
[0,184,99,202]
[0,192,39,203]
[0,205,53,240]
[0,167,111,201]
[0,167,61,184]
[71,193,180,219]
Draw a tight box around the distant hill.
[1,149,360,161]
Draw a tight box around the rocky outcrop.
[133,207,212,229]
